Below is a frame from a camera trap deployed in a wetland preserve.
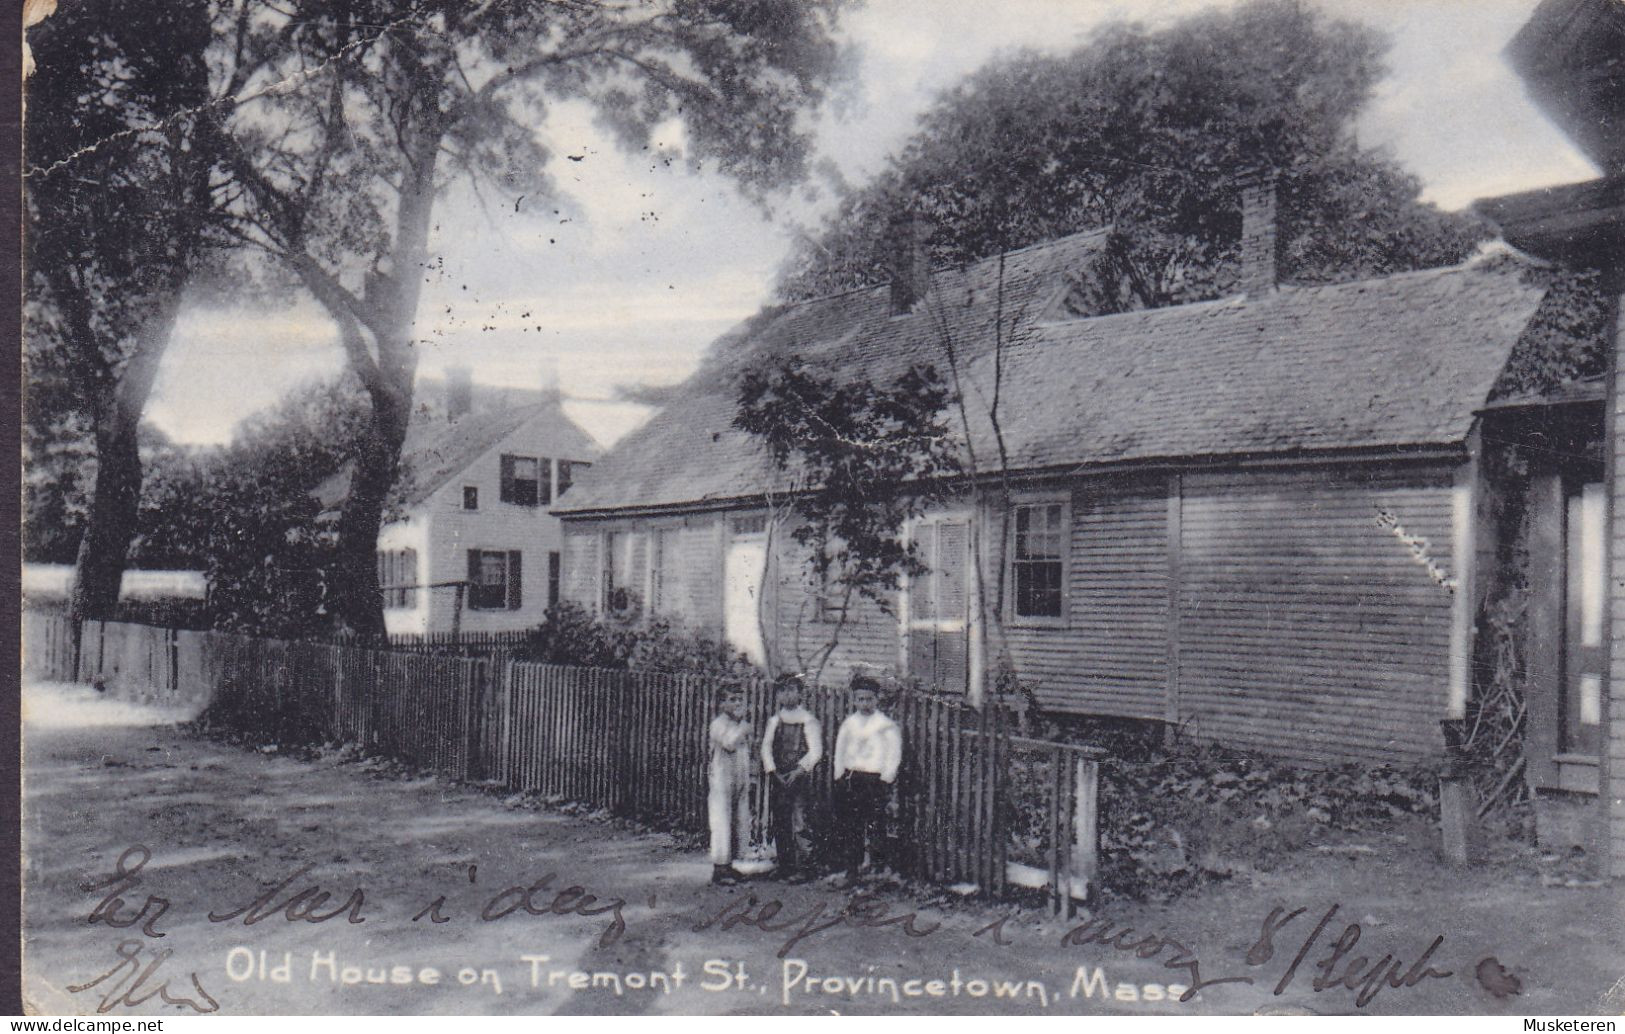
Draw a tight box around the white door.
[724,532,768,668]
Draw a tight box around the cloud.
[141,0,1598,450]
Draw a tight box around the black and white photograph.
[16,0,1625,1019]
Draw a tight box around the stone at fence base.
[1003,860,1089,901]
[1439,776,1478,864]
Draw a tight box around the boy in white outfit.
[760,673,823,882]
[832,675,902,887]
[707,688,753,885]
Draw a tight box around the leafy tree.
[211,0,854,636]
[777,0,1485,306]
[25,0,232,621]
[734,357,962,674]
[167,376,371,636]
[22,409,94,565]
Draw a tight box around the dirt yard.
[19,681,1624,1017]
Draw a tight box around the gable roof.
[972,259,1547,469]
[556,241,1549,517]
[314,401,600,511]
[554,229,1112,513]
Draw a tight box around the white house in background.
[321,369,600,635]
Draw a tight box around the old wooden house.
[551,168,1620,780]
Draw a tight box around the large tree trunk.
[66,299,179,626]
[68,417,143,624]
[301,128,438,637]
[330,367,412,638]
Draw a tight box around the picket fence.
[23,611,1103,911]
[323,628,536,658]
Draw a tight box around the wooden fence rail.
[21,611,1103,909]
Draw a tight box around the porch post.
[1602,279,1623,876]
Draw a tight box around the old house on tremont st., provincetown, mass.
[554,0,1625,874]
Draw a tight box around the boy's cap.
[772,672,806,693]
[849,675,882,695]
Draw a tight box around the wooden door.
[724,526,768,669]
[907,517,971,693]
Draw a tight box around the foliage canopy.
[733,357,962,614]
[777,0,1486,308]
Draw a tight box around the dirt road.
[19,682,1623,1016]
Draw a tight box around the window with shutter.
[905,517,970,693]
[507,550,523,610]
[467,549,512,610]
[500,454,541,506]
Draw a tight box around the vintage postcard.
[17,0,1625,1020]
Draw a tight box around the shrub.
[516,602,760,679]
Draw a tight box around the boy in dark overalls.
[760,673,823,883]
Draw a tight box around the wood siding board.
[1178,462,1459,761]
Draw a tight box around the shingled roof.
[556,240,1549,517]
[315,401,599,511]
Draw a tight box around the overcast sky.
[145,0,1598,449]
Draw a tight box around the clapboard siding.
[769,533,899,687]
[1006,477,1168,718]
[652,518,725,632]
[1178,463,1458,763]
[561,515,728,634]
[558,459,1466,766]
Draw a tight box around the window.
[466,549,522,610]
[601,531,646,617]
[809,539,847,623]
[499,455,545,507]
[1563,480,1604,755]
[548,551,561,609]
[462,486,479,511]
[814,564,848,624]
[557,460,589,498]
[1010,502,1065,620]
[376,549,418,609]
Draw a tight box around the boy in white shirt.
[706,688,753,885]
[832,675,902,887]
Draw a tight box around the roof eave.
[554,441,1470,521]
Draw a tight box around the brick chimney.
[445,365,472,422]
[539,356,561,404]
[1236,170,1279,298]
[885,211,930,315]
